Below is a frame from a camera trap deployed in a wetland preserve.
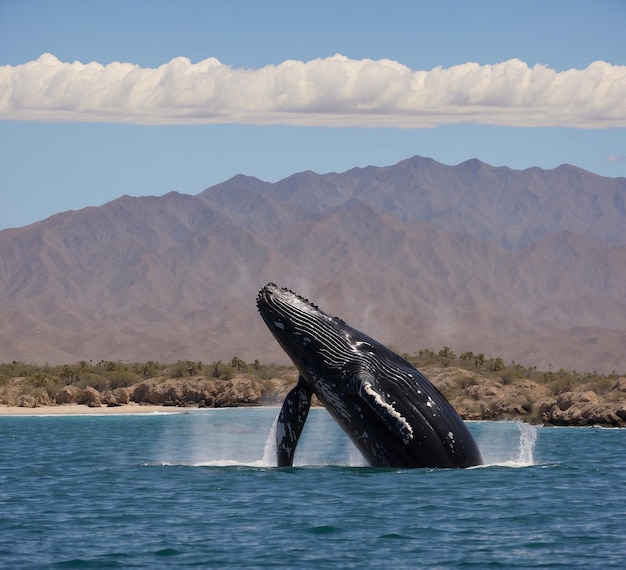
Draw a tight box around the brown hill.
[1,156,625,372]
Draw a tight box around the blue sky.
[1,0,625,230]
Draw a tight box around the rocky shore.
[427,368,626,428]
[3,376,280,411]
[3,367,626,427]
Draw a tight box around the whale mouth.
[257,283,314,308]
[256,283,281,308]
[256,283,319,322]
[256,283,297,333]
[256,283,342,325]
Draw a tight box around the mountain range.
[1,155,625,373]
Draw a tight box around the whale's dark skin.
[256,283,483,469]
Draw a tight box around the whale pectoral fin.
[276,376,312,467]
[355,372,414,444]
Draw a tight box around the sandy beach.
[0,403,198,416]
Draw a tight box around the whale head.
[256,282,398,374]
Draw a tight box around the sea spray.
[516,421,537,466]
[473,420,538,467]
[348,440,368,467]
[159,409,539,469]
[260,413,279,467]
[156,408,279,467]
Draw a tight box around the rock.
[131,379,217,406]
[55,385,82,404]
[541,402,584,426]
[178,383,216,406]
[611,377,626,393]
[459,378,546,420]
[131,381,152,403]
[17,394,38,408]
[130,377,263,407]
[540,394,625,427]
[104,392,121,407]
[466,382,504,400]
[557,391,599,411]
[560,405,584,426]
[492,399,529,416]
[79,386,102,407]
[581,404,621,426]
[156,381,185,405]
[214,377,262,407]
[112,388,130,404]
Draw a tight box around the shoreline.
[0,403,200,416]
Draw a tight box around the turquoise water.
[1,408,625,568]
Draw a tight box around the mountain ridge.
[1,155,625,372]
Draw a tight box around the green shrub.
[108,370,142,389]
[75,373,109,392]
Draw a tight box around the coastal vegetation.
[1,348,625,427]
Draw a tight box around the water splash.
[292,408,368,467]
[160,408,365,468]
[516,421,538,465]
[260,413,278,467]
[188,415,277,468]
[156,408,278,468]
[475,421,538,468]
[158,409,540,470]
[260,408,367,468]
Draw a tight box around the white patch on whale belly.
[362,383,413,443]
[274,321,285,329]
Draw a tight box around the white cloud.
[1,53,625,128]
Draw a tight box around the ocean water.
[1,408,625,569]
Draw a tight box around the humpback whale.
[256,283,483,469]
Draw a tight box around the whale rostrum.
[256,283,483,468]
